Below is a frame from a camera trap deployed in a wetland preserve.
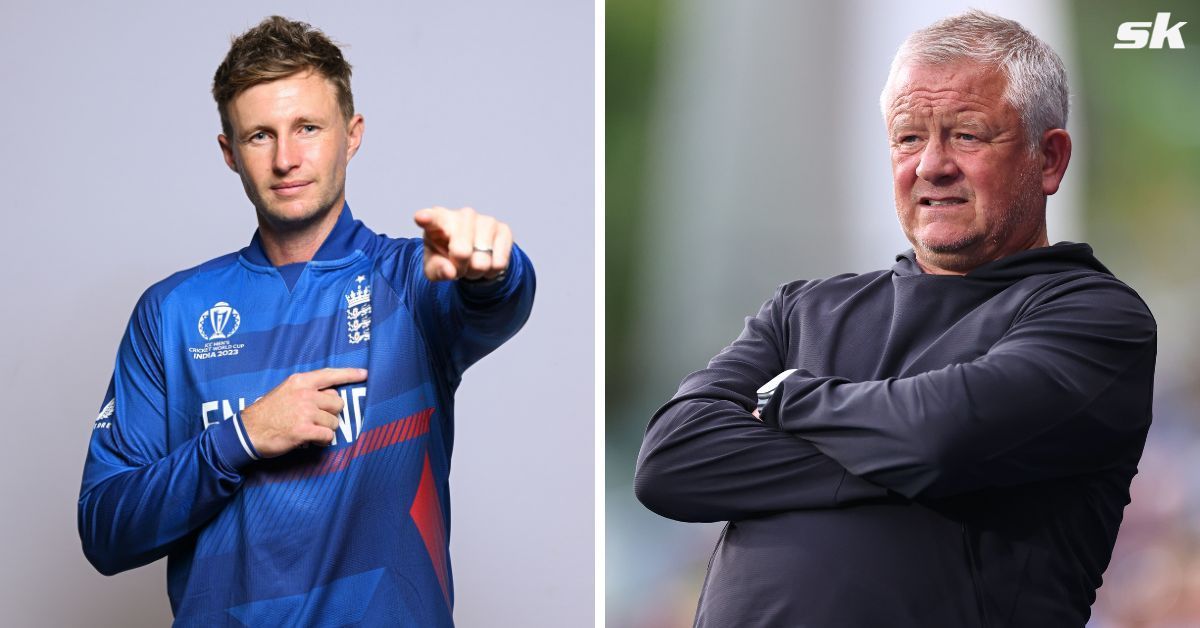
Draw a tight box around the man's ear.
[218,134,239,173]
[1039,128,1071,196]
[345,114,364,161]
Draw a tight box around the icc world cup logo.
[198,301,241,340]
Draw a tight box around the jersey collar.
[240,203,376,270]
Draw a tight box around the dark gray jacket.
[635,243,1156,627]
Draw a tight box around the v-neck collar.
[239,203,375,273]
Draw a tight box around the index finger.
[297,367,369,390]
[413,207,451,236]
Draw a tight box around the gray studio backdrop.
[0,1,593,626]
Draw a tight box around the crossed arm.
[635,277,1155,522]
[635,288,892,523]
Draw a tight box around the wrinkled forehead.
[885,60,1010,123]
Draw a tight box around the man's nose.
[273,135,300,174]
[915,137,959,183]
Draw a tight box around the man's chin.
[915,226,983,255]
[912,233,990,269]
[256,201,336,232]
[922,239,981,255]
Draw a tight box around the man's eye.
[899,135,919,145]
[250,132,268,142]
[301,125,317,133]
[958,133,978,141]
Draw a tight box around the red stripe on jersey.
[260,407,434,483]
[410,452,451,609]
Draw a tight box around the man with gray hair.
[636,10,1155,626]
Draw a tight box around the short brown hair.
[212,16,355,136]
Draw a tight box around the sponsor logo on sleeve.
[94,398,115,430]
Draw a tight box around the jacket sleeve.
[78,289,257,576]
[401,241,537,383]
[764,276,1157,500]
[635,285,892,523]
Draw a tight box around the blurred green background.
[606,1,1200,626]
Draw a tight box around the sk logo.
[198,301,241,340]
[1115,12,1187,49]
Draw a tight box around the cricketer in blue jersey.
[78,16,535,626]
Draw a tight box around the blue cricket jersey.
[79,205,535,626]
